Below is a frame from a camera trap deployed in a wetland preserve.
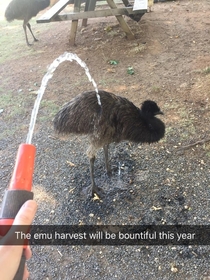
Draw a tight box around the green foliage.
[109,60,119,65]
[203,66,210,75]
[127,67,134,75]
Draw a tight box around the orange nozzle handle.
[0,143,35,225]
[9,144,36,191]
[0,144,36,280]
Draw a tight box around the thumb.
[0,200,37,280]
[1,200,37,246]
[13,200,37,226]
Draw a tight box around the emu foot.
[92,185,104,199]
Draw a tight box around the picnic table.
[37,0,151,45]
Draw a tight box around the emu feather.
[54,90,165,197]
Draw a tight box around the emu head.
[141,100,163,118]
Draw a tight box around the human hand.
[0,200,37,280]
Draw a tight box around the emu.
[54,90,165,197]
[5,0,51,46]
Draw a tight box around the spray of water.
[118,162,121,176]
[26,52,101,144]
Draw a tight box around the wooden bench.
[37,0,148,45]
[37,0,71,22]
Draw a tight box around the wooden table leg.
[82,0,97,27]
[82,0,90,27]
[69,0,81,45]
[106,0,135,40]
[121,0,130,6]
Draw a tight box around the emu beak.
[156,111,164,115]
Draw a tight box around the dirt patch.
[0,0,210,279]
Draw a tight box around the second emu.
[5,0,51,46]
[54,90,165,197]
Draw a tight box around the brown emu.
[5,0,50,46]
[54,90,165,197]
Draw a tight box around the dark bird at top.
[5,0,50,46]
[54,90,165,198]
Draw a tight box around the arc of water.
[26,52,101,144]
[118,162,121,176]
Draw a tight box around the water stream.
[26,52,101,144]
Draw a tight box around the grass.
[151,85,161,94]
[0,126,21,140]
[0,91,30,140]
[0,90,59,138]
[132,44,147,54]
[176,107,196,140]
[0,87,20,107]
[0,83,37,120]
[0,21,30,63]
[205,143,210,158]
[0,91,29,119]
[203,66,210,75]
[98,77,118,87]
[0,18,52,64]
[162,102,197,143]
[39,100,60,122]
[0,87,13,106]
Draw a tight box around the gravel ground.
[1,111,209,279]
[11,126,210,279]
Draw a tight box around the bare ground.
[0,0,210,279]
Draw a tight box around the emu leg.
[90,156,103,197]
[23,22,31,46]
[103,145,111,176]
[27,22,38,42]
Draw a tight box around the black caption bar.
[0,225,210,245]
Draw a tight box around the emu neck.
[123,115,165,144]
